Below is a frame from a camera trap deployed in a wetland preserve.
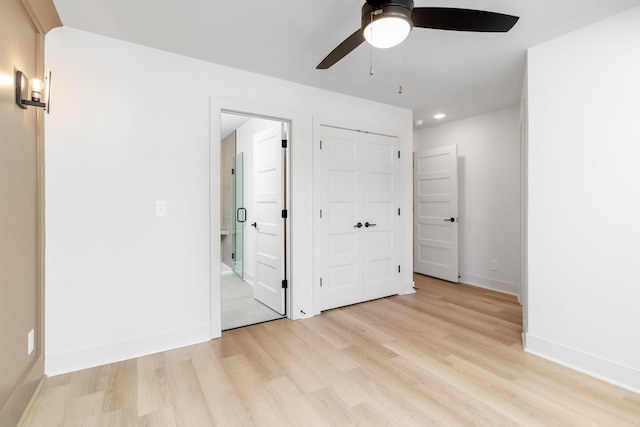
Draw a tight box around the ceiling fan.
[316,0,519,69]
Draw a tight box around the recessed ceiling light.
[433,113,446,120]
[414,119,424,127]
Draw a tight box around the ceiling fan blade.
[316,29,365,69]
[412,7,519,32]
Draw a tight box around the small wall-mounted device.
[155,201,167,218]
[15,70,47,109]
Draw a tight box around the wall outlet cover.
[28,329,34,355]
[155,201,167,217]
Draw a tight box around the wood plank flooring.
[19,274,640,426]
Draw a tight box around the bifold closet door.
[316,125,399,311]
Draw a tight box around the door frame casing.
[210,103,292,338]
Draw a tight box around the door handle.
[251,222,257,228]
[365,222,377,228]
[236,208,247,223]
[443,217,456,223]
[354,222,363,228]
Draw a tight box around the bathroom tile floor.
[221,272,284,330]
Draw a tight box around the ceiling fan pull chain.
[369,12,374,76]
[398,47,403,94]
[370,47,374,76]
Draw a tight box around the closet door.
[316,126,399,311]
[317,126,364,310]
[362,133,399,301]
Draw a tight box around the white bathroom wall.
[44,27,413,375]
[413,106,521,295]
[527,5,640,392]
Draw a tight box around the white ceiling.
[52,0,640,127]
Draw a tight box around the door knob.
[443,218,456,223]
[354,222,363,228]
[365,222,377,227]
[251,222,257,228]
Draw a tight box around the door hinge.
[398,265,401,273]
[282,209,288,219]
[282,279,288,289]
[232,253,235,260]
[398,151,401,159]
[320,277,323,287]
[398,208,401,216]
[282,139,288,148]
[320,209,323,219]
[320,140,323,150]
[231,168,235,175]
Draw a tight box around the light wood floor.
[20,274,640,426]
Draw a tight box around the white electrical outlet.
[27,329,34,355]
[491,259,498,271]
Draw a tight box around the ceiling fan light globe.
[364,17,411,48]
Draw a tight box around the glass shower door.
[232,152,245,277]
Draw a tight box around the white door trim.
[210,101,292,339]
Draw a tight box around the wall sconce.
[15,70,47,109]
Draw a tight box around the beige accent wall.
[0,1,60,426]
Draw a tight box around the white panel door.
[318,126,364,310]
[317,126,399,311]
[253,124,285,314]
[414,146,459,282]
[362,133,399,300]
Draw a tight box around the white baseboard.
[243,271,255,287]
[525,333,640,395]
[45,323,211,376]
[460,273,520,298]
[296,304,320,320]
[399,280,416,295]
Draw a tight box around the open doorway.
[220,111,289,330]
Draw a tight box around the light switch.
[155,201,167,217]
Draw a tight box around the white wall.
[527,6,640,393]
[44,27,413,375]
[413,106,521,295]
